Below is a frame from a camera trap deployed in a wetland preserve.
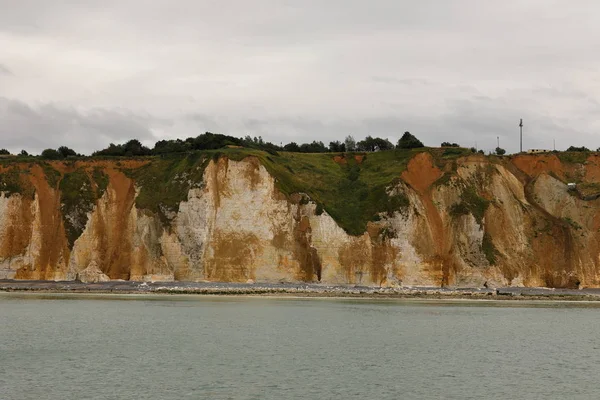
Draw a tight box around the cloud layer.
[1,0,600,154]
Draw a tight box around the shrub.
[315,203,324,215]
[495,147,506,155]
[441,142,460,147]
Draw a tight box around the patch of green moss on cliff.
[59,169,96,248]
[92,167,109,198]
[450,186,490,225]
[482,233,497,265]
[256,149,418,235]
[0,166,34,198]
[40,162,61,189]
[558,151,590,165]
[123,152,210,223]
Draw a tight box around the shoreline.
[2,279,600,301]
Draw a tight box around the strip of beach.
[2,279,600,301]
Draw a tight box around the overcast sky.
[1,0,600,155]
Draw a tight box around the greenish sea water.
[1,294,599,400]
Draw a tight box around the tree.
[188,132,243,151]
[470,147,476,153]
[93,143,125,156]
[41,148,62,160]
[123,139,151,156]
[0,149,10,155]
[344,135,356,152]
[283,142,300,152]
[329,141,345,152]
[153,139,190,154]
[299,141,327,153]
[567,146,590,152]
[495,147,506,156]
[357,136,394,152]
[58,146,77,158]
[397,132,424,149]
[374,137,394,151]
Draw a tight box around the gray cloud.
[0,64,12,75]
[0,98,163,155]
[1,0,600,154]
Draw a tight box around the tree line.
[0,131,429,159]
[4,130,594,159]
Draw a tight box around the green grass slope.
[120,147,472,235]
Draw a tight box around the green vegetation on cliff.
[115,146,476,235]
[0,146,507,238]
[59,169,97,247]
[450,185,490,225]
[0,166,34,198]
[260,150,415,235]
[40,162,61,188]
[123,147,427,234]
[123,152,211,223]
[92,167,109,198]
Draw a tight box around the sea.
[1,293,599,400]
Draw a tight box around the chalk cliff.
[1,149,600,288]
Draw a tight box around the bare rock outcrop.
[76,261,110,283]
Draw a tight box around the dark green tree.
[567,146,590,152]
[299,141,327,153]
[123,139,151,156]
[41,148,62,159]
[283,142,301,152]
[397,132,424,149]
[153,139,190,154]
[58,146,77,158]
[357,136,394,151]
[329,141,346,152]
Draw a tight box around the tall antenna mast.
[519,119,523,153]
